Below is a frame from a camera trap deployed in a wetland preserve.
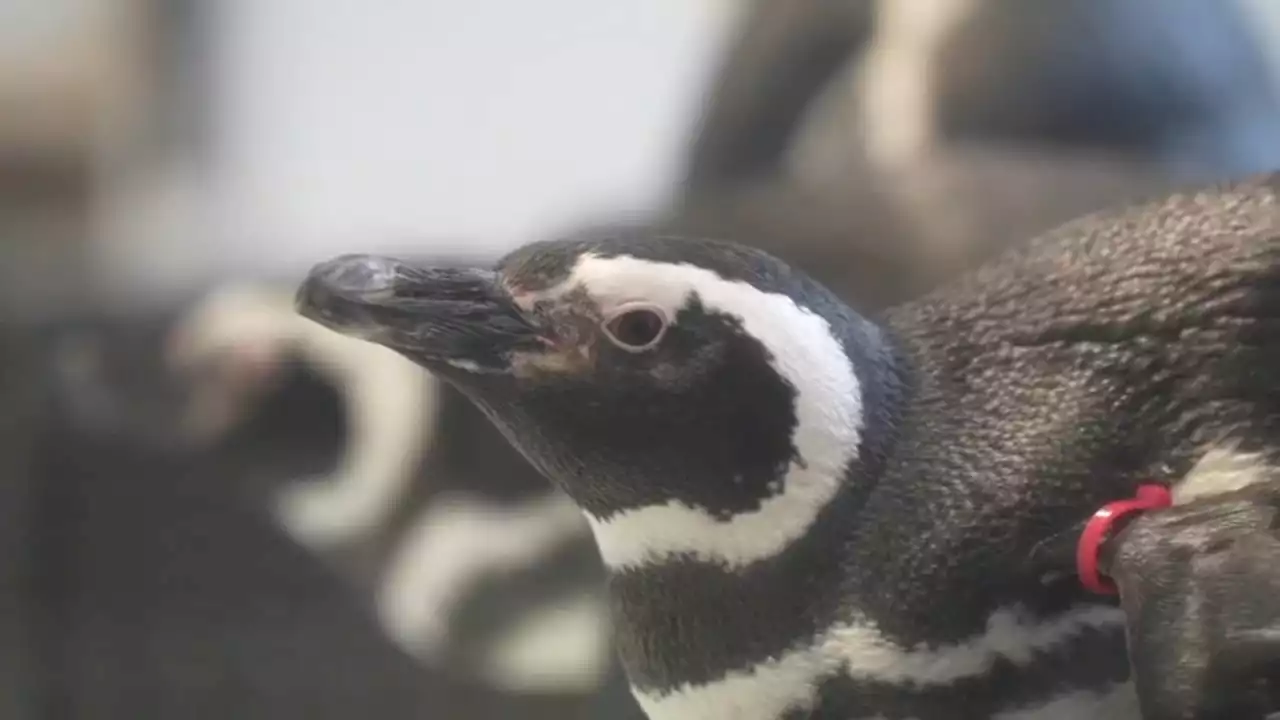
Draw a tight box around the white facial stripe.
[632,604,1125,720]
[584,465,840,570]
[375,491,589,661]
[275,321,438,546]
[477,590,612,694]
[557,253,864,569]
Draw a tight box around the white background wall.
[94,0,734,295]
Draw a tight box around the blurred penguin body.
[655,0,1273,313]
[686,0,1280,192]
[654,144,1183,310]
[162,283,625,698]
[5,309,620,719]
[31,284,645,718]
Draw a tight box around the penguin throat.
[572,373,884,705]
[581,323,910,719]
[581,454,854,571]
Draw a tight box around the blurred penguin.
[22,299,635,719]
[687,0,1280,190]
[658,0,1280,302]
[154,282,629,704]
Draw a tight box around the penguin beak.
[295,254,541,370]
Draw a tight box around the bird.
[663,0,1204,313]
[296,174,1280,720]
[43,283,646,716]
[656,144,1178,309]
[164,283,442,549]
[162,284,626,702]
[685,0,1280,190]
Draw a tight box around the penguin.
[51,284,647,717]
[657,145,1177,309]
[165,283,441,550]
[667,0,1204,311]
[295,173,1280,719]
[52,280,650,712]
[685,0,1280,189]
[681,0,872,191]
[12,311,523,719]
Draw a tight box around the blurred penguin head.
[165,284,301,443]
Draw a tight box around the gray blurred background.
[1,0,732,309]
[5,1,1280,719]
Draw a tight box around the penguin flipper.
[1103,480,1280,720]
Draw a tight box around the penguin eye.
[602,305,668,352]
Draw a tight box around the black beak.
[295,254,541,370]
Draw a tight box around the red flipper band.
[1076,484,1173,595]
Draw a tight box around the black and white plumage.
[150,284,633,700]
[649,0,1273,321]
[670,0,1217,312]
[165,284,442,549]
[35,289,644,718]
[15,310,572,719]
[297,175,1280,719]
[687,0,1280,189]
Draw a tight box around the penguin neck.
[590,308,1133,720]
[586,310,907,714]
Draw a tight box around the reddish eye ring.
[602,304,668,352]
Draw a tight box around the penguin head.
[297,233,893,565]
[164,284,303,442]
